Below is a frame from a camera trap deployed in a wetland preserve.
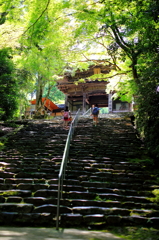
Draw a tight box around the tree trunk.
[35,74,44,115]
[131,56,139,84]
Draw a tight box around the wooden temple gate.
[57,62,132,113]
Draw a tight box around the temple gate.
[57,61,132,113]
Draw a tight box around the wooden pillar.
[108,93,113,113]
[65,94,68,108]
[83,92,86,113]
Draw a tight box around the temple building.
[57,61,132,113]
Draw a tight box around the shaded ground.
[0,227,125,240]
[0,227,159,240]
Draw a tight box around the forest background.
[0,0,159,162]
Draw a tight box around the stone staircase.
[0,116,159,228]
[60,116,159,229]
[0,120,67,226]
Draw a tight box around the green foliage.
[109,227,159,240]
[0,142,4,151]
[135,57,159,160]
[100,107,109,114]
[94,195,102,201]
[0,48,18,120]
[0,190,19,196]
[43,84,65,103]
[149,189,159,203]
[0,0,159,161]
[127,157,154,166]
[68,0,159,161]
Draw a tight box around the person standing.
[62,106,71,129]
[92,104,100,126]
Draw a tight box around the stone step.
[0,190,32,197]
[97,193,151,203]
[33,204,71,214]
[88,175,145,183]
[34,189,58,198]
[80,180,159,191]
[72,206,130,215]
[0,212,55,226]
[67,165,152,180]
[60,213,159,228]
[77,186,153,197]
[0,203,33,213]
[16,183,50,191]
[63,191,96,200]
[14,172,58,179]
[68,199,159,210]
[62,190,151,204]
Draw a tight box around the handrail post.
[56,176,61,230]
[56,109,80,230]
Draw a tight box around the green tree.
[0,48,18,120]
[66,0,159,160]
[15,68,35,116]
[1,0,159,160]
[17,0,75,112]
[136,56,159,160]
[0,0,74,114]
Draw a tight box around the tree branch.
[22,0,51,35]
[109,13,133,59]
[107,71,131,79]
[92,39,121,70]
[80,54,121,71]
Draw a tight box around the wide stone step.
[98,193,151,203]
[70,151,139,158]
[33,204,71,214]
[69,199,159,210]
[89,175,145,183]
[0,203,33,213]
[24,197,56,206]
[34,189,58,198]
[71,206,159,218]
[0,212,55,226]
[62,190,151,204]
[70,158,112,164]
[0,183,17,190]
[16,183,49,191]
[65,170,92,177]
[14,172,58,179]
[81,186,153,197]
[63,185,85,192]
[74,141,140,148]
[0,190,32,197]
[72,206,130,215]
[80,180,158,191]
[0,171,15,178]
[60,213,159,228]
[76,167,150,180]
[63,191,96,200]
[6,196,23,203]
[5,178,47,184]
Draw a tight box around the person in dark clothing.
[91,104,100,126]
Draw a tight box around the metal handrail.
[82,107,91,117]
[56,109,80,230]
